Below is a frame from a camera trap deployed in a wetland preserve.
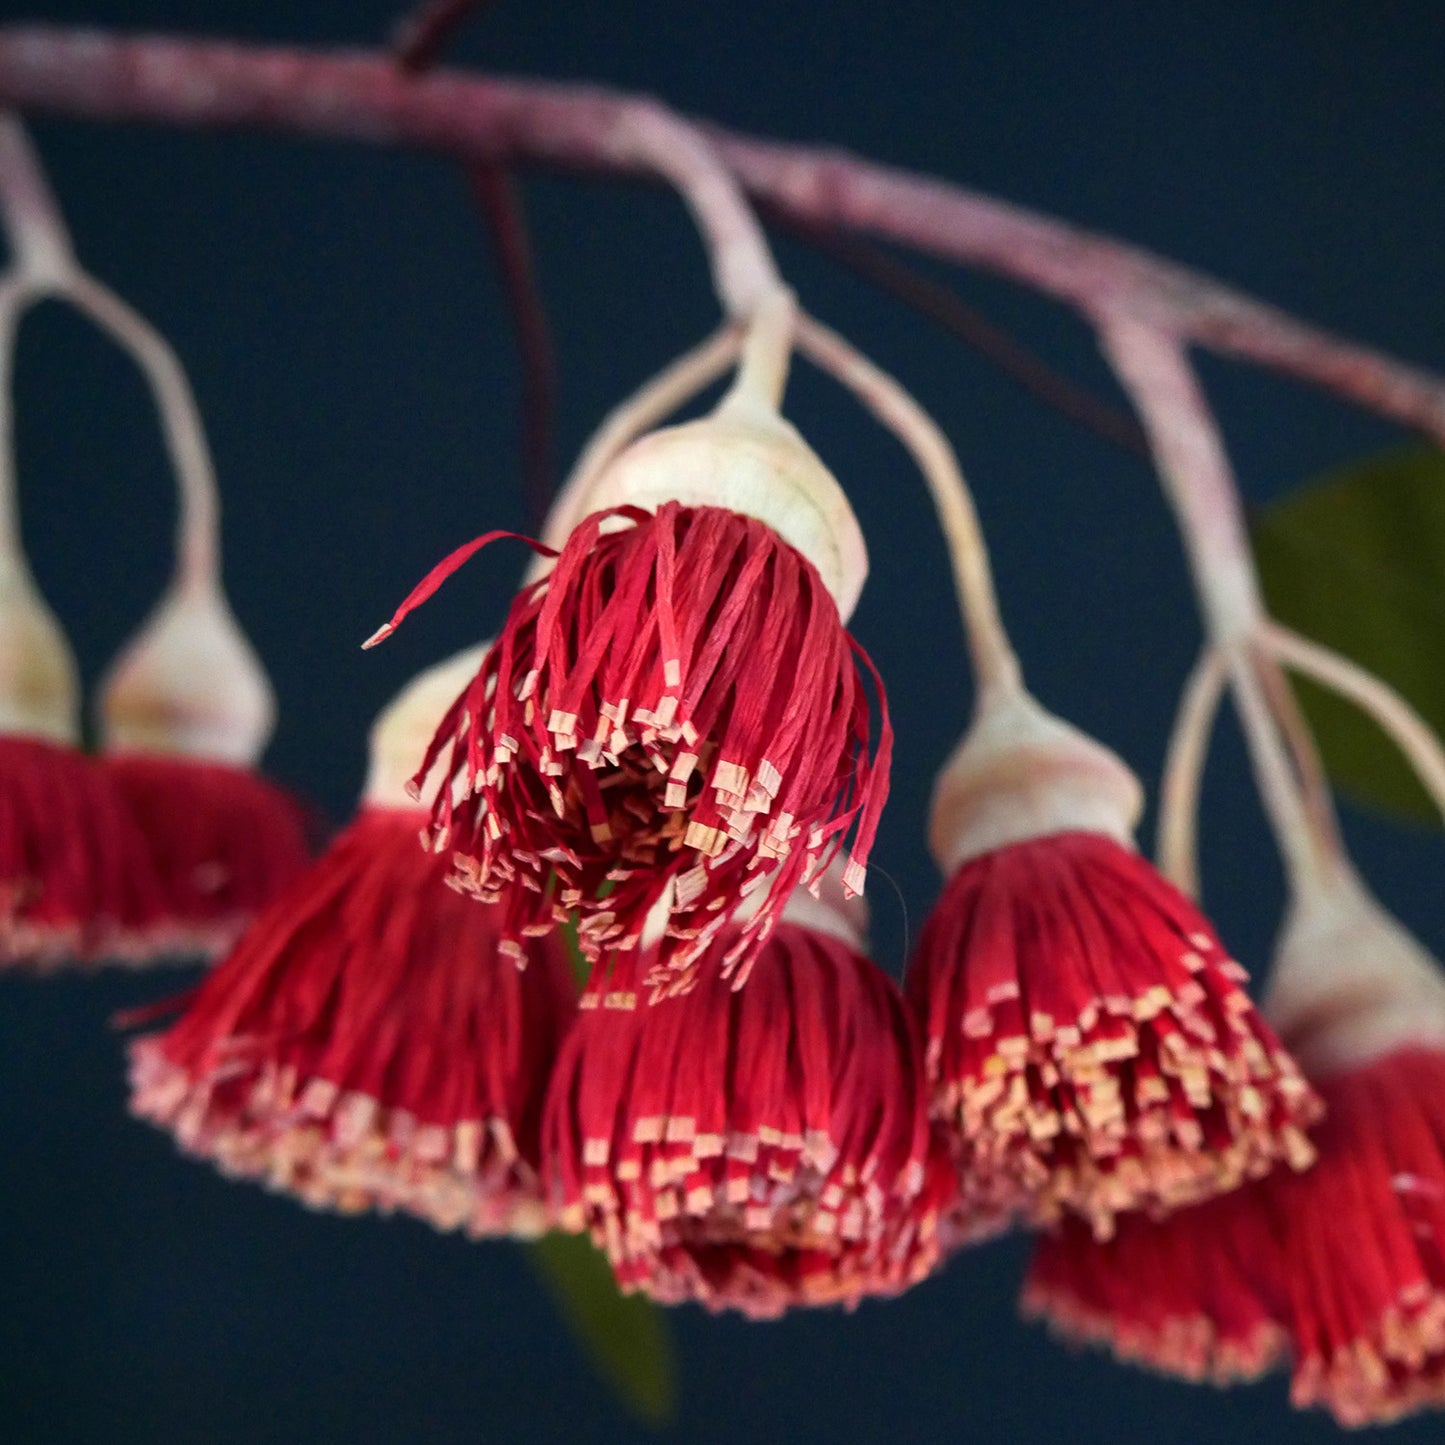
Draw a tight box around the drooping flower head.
[0,275,164,968]
[96,538,312,962]
[1262,868,1445,1427]
[543,864,946,1318]
[129,648,577,1236]
[1022,1185,1288,1386]
[906,688,1319,1238]
[1021,865,1445,1428]
[369,391,890,994]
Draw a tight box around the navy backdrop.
[3,2,1444,1442]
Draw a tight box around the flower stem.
[532,323,743,566]
[0,113,221,597]
[1097,314,1337,894]
[726,288,797,411]
[1156,643,1225,897]
[794,312,1022,702]
[1263,620,1445,824]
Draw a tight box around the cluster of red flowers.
[7,401,1444,1430]
[0,723,310,968]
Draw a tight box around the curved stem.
[63,273,220,594]
[0,113,221,595]
[724,287,795,411]
[1156,643,1226,897]
[0,273,41,568]
[528,323,744,569]
[1253,642,1342,861]
[1262,620,1445,825]
[614,100,782,321]
[793,311,1022,701]
[0,113,72,283]
[1098,312,1334,894]
[1230,645,1329,893]
[1096,316,1263,645]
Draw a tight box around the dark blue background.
[3,2,1444,1440]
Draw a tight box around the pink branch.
[0,27,1441,441]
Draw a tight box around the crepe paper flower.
[0,276,166,968]
[128,648,577,1237]
[906,687,1319,1239]
[97,578,312,961]
[1262,868,1445,1427]
[1021,1187,1288,1386]
[542,864,945,1318]
[366,382,888,995]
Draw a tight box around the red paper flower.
[0,735,167,967]
[1273,1048,1445,1426]
[543,885,942,1317]
[100,754,312,958]
[1022,1186,1288,1385]
[98,579,313,961]
[129,806,577,1235]
[907,830,1319,1237]
[375,499,890,993]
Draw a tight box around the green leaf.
[559,912,589,990]
[1252,445,1445,823]
[527,1231,678,1427]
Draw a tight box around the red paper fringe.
[906,831,1320,1237]
[0,735,167,969]
[128,807,577,1236]
[1022,1189,1288,1385]
[1276,1048,1445,1427]
[101,753,313,960]
[401,502,891,992]
[543,920,944,1317]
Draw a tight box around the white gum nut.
[576,393,868,623]
[362,642,490,810]
[928,688,1144,876]
[1266,863,1445,1077]
[0,558,81,744]
[99,581,275,766]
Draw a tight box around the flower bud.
[98,581,274,765]
[928,687,1144,874]
[578,392,868,621]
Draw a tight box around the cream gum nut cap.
[929,688,1144,875]
[1266,862,1445,1077]
[576,393,868,622]
[99,580,275,765]
[0,557,80,744]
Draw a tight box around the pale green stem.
[793,311,1023,703]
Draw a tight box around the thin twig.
[468,165,556,526]
[389,4,560,528]
[392,0,490,73]
[794,311,1021,699]
[771,211,1151,461]
[1156,644,1226,898]
[1263,620,1445,826]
